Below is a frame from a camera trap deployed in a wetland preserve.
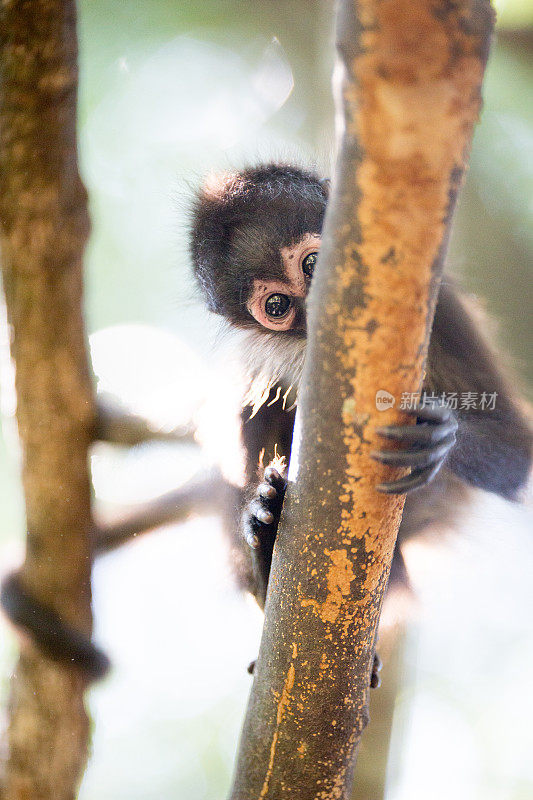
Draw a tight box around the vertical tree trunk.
[228,1,494,798]
[0,1,96,797]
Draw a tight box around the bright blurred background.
[0,1,532,798]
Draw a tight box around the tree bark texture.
[0,1,96,797]
[228,1,493,798]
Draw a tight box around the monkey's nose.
[292,298,307,332]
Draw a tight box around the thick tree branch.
[0,0,97,796]
[228,1,494,798]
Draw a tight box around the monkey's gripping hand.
[242,465,287,607]
[372,403,457,494]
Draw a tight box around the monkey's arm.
[237,390,295,606]
[446,410,531,498]
[426,283,532,499]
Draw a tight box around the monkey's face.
[236,231,322,402]
[190,164,328,396]
[190,163,328,333]
[245,233,321,332]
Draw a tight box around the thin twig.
[95,393,197,446]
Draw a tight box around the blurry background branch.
[0,0,97,797]
[228,1,494,798]
[95,466,240,554]
[95,393,196,446]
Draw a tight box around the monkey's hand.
[372,403,457,494]
[242,465,287,606]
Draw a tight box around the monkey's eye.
[265,293,292,319]
[302,251,318,279]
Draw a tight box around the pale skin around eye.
[246,234,321,331]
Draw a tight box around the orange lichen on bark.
[302,547,359,624]
[259,643,298,798]
[321,548,355,622]
[320,548,357,623]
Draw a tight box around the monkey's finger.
[264,465,281,482]
[409,404,455,424]
[376,416,457,444]
[244,529,260,549]
[258,482,277,500]
[376,461,444,494]
[249,499,274,526]
[370,653,382,688]
[264,466,287,492]
[371,434,455,469]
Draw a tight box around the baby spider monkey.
[190,163,532,618]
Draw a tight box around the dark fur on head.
[190,163,328,326]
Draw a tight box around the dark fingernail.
[256,508,273,524]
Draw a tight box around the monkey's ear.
[320,177,331,195]
[200,170,242,203]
